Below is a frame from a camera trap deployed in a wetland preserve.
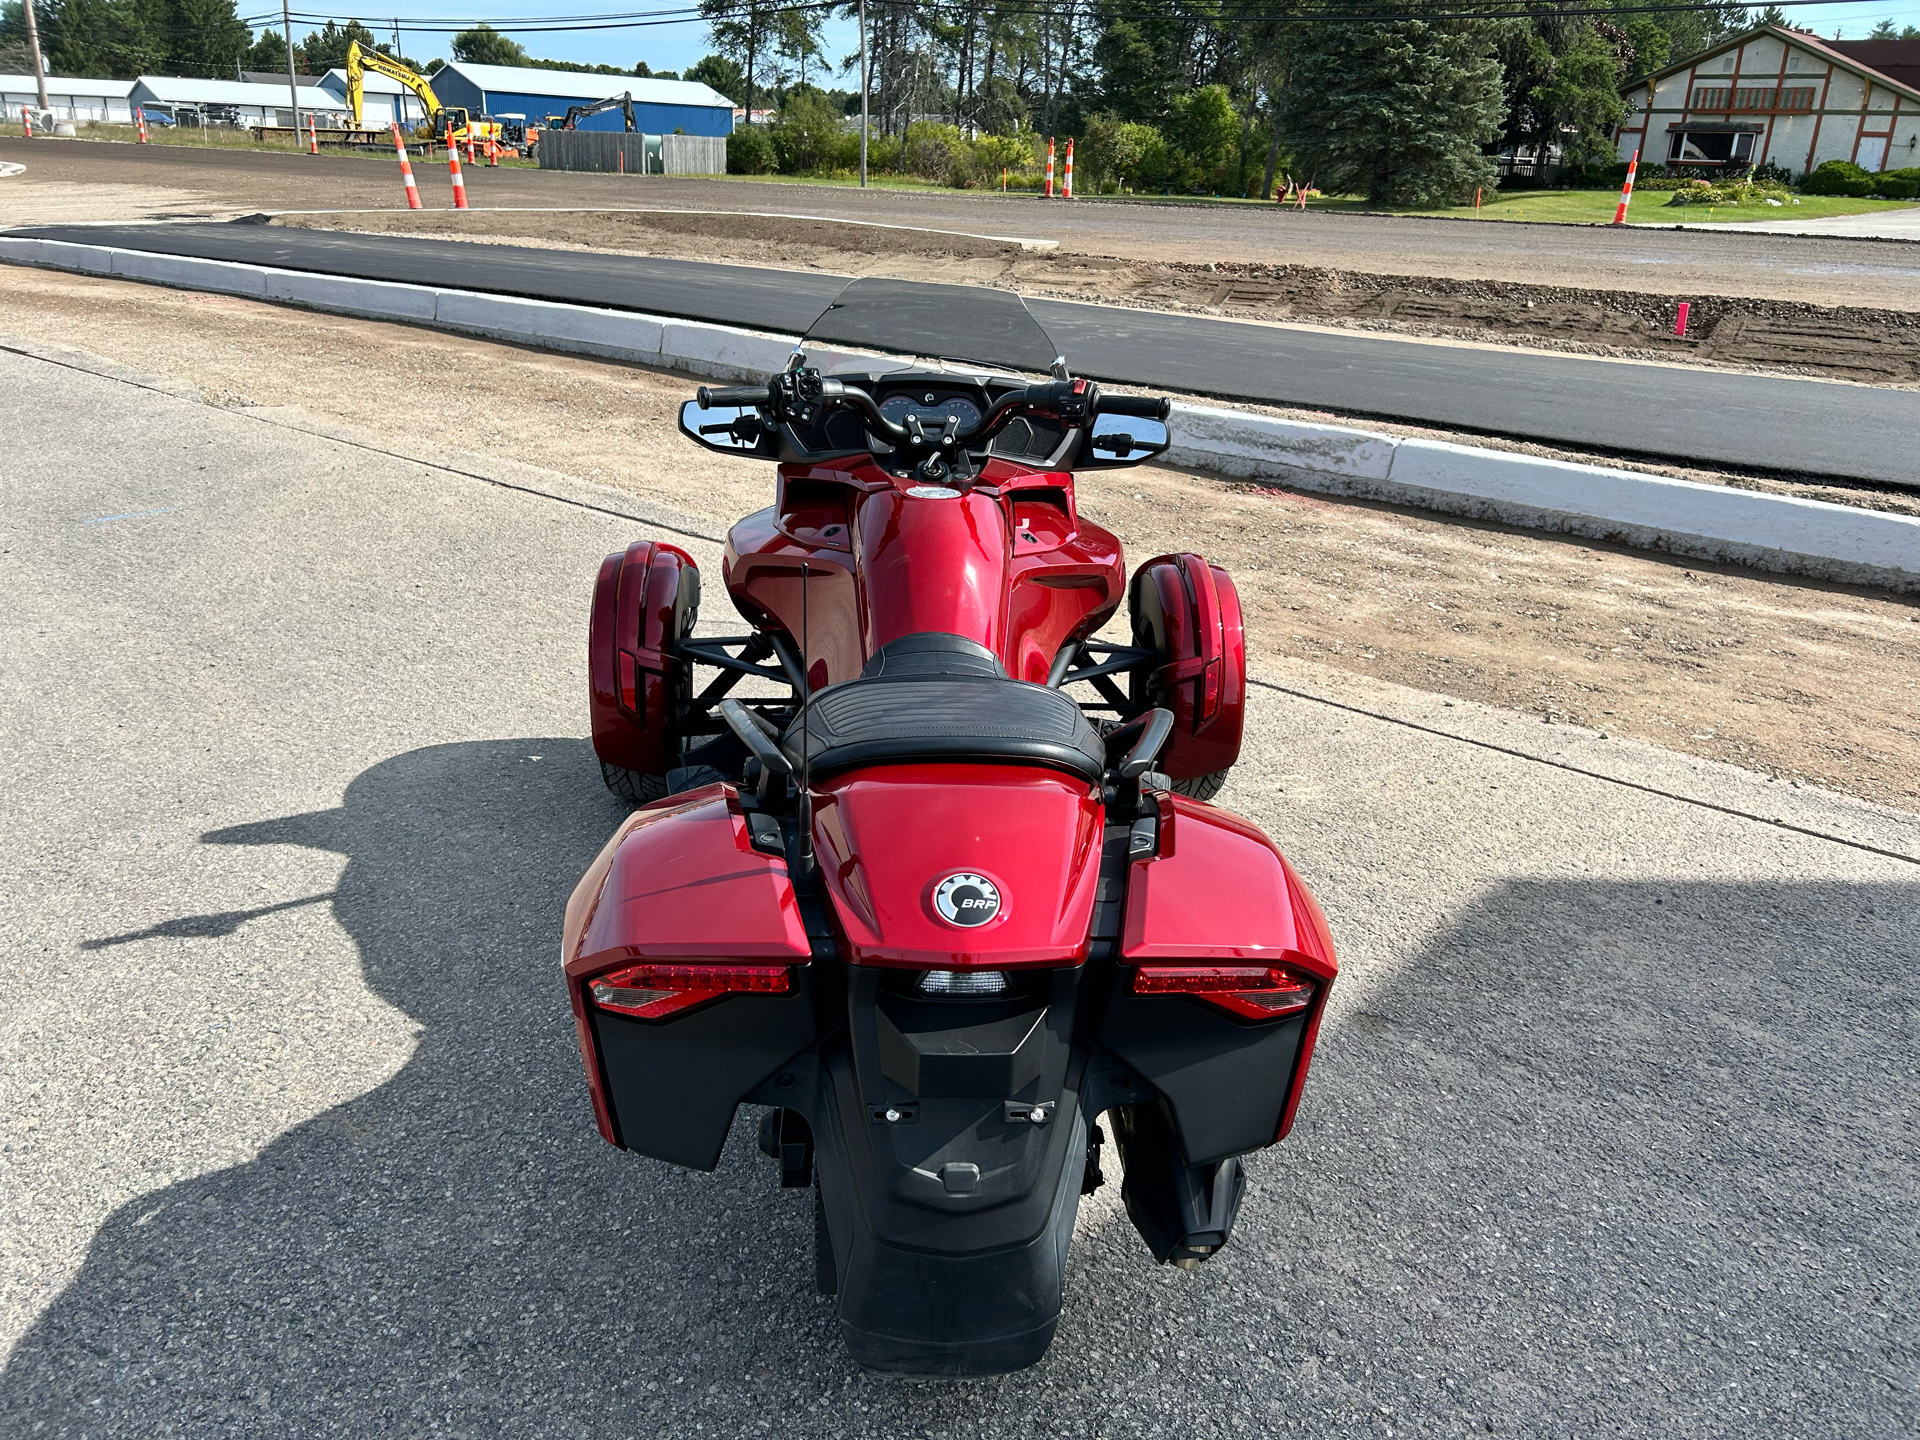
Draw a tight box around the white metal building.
[314,68,428,129]
[0,75,135,123]
[1615,23,1920,175]
[126,76,344,128]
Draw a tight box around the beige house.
[1614,24,1920,175]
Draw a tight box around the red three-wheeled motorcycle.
[562,285,1337,1376]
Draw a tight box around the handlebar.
[697,383,775,408]
[1096,393,1172,422]
[695,372,1169,452]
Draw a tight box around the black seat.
[780,633,1106,782]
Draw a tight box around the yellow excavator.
[345,41,501,144]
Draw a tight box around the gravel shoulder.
[3,262,1914,811]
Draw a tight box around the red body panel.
[588,540,696,775]
[723,459,1123,679]
[1130,554,1246,781]
[809,763,1104,968]
[1121,792,1339,1141]
[563,785,812,1143]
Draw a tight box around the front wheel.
[1169,769,1227,802]
[600,761,669,804]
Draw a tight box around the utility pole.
[858,0,869,187]
[22,0,49,112]
[281,0,304,145]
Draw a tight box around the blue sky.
[275,1,1918,78]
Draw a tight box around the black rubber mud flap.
[1112,1101,1247,1267]
[814,1187,838,1296]
[834,1108,1088,1379]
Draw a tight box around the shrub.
[1566,159,1630,189]
[1875,173,1919,200]
[1801,159,1874,197]
[1664,178,1794,207]
[770,89,846,174]
[727,123,775,174]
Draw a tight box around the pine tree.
[1281,18,1505,205]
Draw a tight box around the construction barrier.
[1612,148,1640,225]
[535,130,725,175]
[447,127,469,208]
[392,123,422,210]
[135,107,148,143]
[20,106,30,139]
[307,115,318,155]
[1063,138,1074,199]
[1675,301,1691,337]
[486,139,499,168]
[1044,137,1055,198]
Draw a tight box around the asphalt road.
[8,137,1920,309]
[14,220,1920,486]
[3,340,1916,1437]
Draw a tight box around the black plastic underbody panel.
[592,974,818,1170]
[1095,977,1307,1165]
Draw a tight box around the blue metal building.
[427,63,735,135]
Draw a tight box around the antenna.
[799,560,814,878]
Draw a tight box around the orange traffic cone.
[447,127,469,209]
[392,123,422,210]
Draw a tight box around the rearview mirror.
[1082,412,1171,469]
[679,400,777,460]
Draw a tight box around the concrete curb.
[1166,402,1920,592]
[4,234,1915,593]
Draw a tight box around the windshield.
[800,277,1060,376]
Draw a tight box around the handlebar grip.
[698,383,774,409]
[1096,394,1172,421]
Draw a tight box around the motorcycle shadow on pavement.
[2,735,1915,1436]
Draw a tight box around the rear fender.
[1097,793,1337,1164]
[1128,553,1246,781]
[589,540,698,778]
[563,785,816,1167]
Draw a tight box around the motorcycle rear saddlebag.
[563,785,817,1169]
[1099,791,1338,1164]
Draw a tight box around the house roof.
[1828,38,1920,91]
[0,74,135,97]
[131,76,339,108]
[435,62,731,108]
[1624,23,1920,106]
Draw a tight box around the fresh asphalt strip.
[11,220,1918,488]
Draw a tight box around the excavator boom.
[345,41,498,144]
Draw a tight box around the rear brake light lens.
[919,969,1009,996]
[1130,963,1314,1021]
[589,962,791,1021]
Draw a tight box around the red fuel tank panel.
[809,764,1104,968]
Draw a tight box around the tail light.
[1130,963,1314,1022]
[919,969,1008,996]
[589,962,791,1021]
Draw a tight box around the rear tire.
[600,761,668,804]
[1170,769,1227,802]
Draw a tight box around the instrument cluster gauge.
[879,393,983,430]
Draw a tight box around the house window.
[1668,130,1758,164]
[1692,86,1730,109]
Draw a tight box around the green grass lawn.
[1302,186,1919,224]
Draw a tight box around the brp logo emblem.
[933,872,1002,928]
